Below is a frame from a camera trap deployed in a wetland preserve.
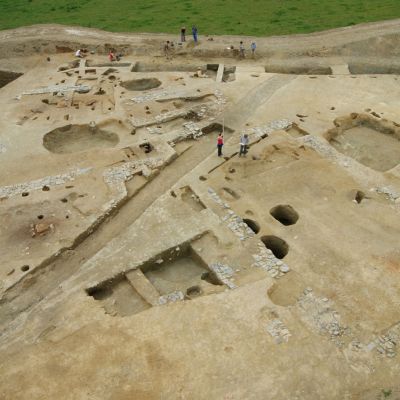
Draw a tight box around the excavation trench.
[132,62,206,72]
[348,62,400,74]
[265,65,332,75]
[0,70,23,89]
[0,133,219,330]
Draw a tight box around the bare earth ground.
[0,21,400,400]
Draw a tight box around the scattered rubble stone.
[207,188,254,240]
[296,289,348,347]
[0,167,91,199]
[245,119,292,139]
[131,87,212,103]
[209,262,237,289]
[20,84,90,97]
[266,319,291,344]
[158,290,185,305]
[366,322,400,358]
[375,186,399,202]
[251,241,290,278]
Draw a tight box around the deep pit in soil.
[120,78,161,91]
[0,70,23,89]
[43,124,119,154]
[243,219,260,234]
[261,235,289,259]
[270,205,299,226]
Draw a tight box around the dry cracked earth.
[0,21,400,400]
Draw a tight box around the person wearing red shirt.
[108,50,116,62]
[217,133,224,157]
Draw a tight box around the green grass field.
[1,0,400,36]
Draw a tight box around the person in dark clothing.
[192,26,198,43]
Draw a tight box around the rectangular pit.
[327,114,400,172]
[87,275,151,317]
[142,248,209,296]
[87,240,222,316]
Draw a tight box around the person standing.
[192,25,198,44]
[239,41,245,59]
[217,133,224,157]
[164,41,171,59]
[108,50,116,62]
[181,26,186,42]
[251,42,256,58]
[239,133,249,156]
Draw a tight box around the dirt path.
[0,19,400,60]
[221,74,297,129]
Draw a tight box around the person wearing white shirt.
[239,133,249,156]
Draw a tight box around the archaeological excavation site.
[0,21,400,400]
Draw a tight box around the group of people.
[161,23,259,60]
[75,48,121,62]
[164,26,198,59]
[216,133,249,157]
[239,41,257,59]
[180,26,198,43]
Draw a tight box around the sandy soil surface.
[0,22,399,400]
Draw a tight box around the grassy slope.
[0,0,399,36]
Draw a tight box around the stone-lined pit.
[43,124,119,154]
[326,113,400,172]
[261,235,289,259]
[243,218,260,234]
[120,78,161,91]
[270,205,299,226]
